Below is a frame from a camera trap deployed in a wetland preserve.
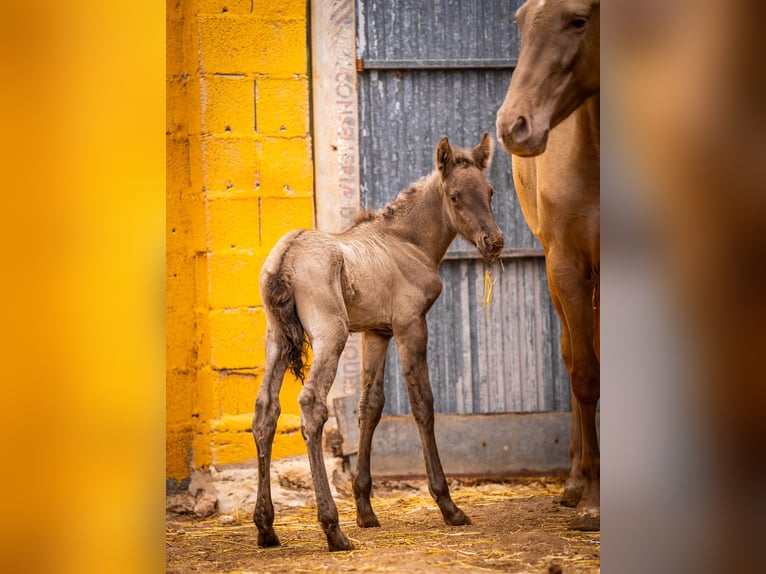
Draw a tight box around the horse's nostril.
[511,116,531,144]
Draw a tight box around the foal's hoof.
[356,512,381,528]
[326,527,355,552]
[444,508,472,526]
[571,507,600,531]
[257,528,281,547]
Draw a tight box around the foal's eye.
[450,194,461,205]
[570,16,588,30]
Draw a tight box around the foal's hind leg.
[395,317,470,526]
[299,324,354,551]
[252,327,287,547]
[353,331,391,528]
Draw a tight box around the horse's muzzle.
[496,114,549,157]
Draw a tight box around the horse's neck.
[392,174,455,264]
[575,93,600,153]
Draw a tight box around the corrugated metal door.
[355,0,569,416]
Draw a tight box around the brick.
[207,197,261,251]
[257,77,309,137]
[211,412,305,465]
[195,366,220,421]
[198,0,252,15]
[201,75,255,135]
[166,422,194,480]
[192,424,213,469]
[198,16,307,76]
[208,250,265,308]
[166,16,186,78]
[218,371,259,415]
[208,307,266,369]
[166,304,197,371]
[166,136,191,195]
[259,137,313,195]
[258,196,314,250]
[202,136,258,192]
[251,0,307,20]
[167,76,191,135]
[166,369,196,424]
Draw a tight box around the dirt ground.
[166,476,600,573]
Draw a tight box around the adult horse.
[253,134,504,551]
[496,0,600,530]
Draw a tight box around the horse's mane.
[352,147,477,226]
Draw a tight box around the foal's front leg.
[353,331,391,527]
[395,317,471,526]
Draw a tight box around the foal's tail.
[264,266,309,383]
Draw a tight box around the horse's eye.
[450,194,460,205]
[489,188,494,198]
[570,16,588,30]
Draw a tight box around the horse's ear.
[436,137,454,179]
[472,132,493,170]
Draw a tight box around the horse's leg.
[252,325,286,547]
[546,262,586,508]
[562,393,585,507]
[395,317,470,526]
[547,250,600,531]
[353,331,391,528]
[298,319,354,552]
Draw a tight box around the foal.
[253,134,504,551]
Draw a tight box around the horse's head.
[496,0,600,156]
[436,133,504,261]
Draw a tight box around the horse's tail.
[263,260,309,383]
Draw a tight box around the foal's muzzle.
[479,231,504,261]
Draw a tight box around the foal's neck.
[393,172,456,265]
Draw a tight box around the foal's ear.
[472,132,493,170]
[436,136,454,179]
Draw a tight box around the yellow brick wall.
[166,0,312,484]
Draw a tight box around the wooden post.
[310,0,362,409]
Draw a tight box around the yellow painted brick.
[219,371,259,415]
[166,0,182,20]
[277,374,303,417]
[166,422,194,481]
[257,77,309,137]
[211,413,305,465]
[166,368,196,424]
[207,197,260,251]
[166,15,185,78]
[167,76,191,135]
[202,136,258,192]
[251,0,307,20]
[195,366,220,421]
[198,16,307,76]
[192,424,213,469]
[166,305,197,372]
[209,250,264,309]
[213,426,256,464]
[259,137,313,195]
[209,307,266,369]
[272,424,306,460]
[166,136,191,195]
[198,0,252,15]
[258,196,314,250]
[201,75,255,135]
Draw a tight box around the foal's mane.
[352,146,477,226]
